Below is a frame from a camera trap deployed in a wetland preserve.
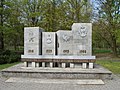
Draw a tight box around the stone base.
[5,77,105,85]
[1,63,113,80]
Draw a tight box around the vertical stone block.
[50,62,53,68]
[89,63,93,69]
[62,63,66,68]
[72,23,92,56]
[70,63,74,68]
[32,62,35,67]
[82,63,87,69]
[57,30,73,55]
[36,62,39,67]
[42,62,45,67]
[42,32,56,55]
[24,62,27,67]
[24,27,42,55]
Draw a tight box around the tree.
[67,0,92,23]
[0,0,5,50]
[94,0,120,56]
[4,0,24,50]
[19,0,44,26]
[0,0,93,51]
[0,0,11,50]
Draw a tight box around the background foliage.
[0,0,120,64]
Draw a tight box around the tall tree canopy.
[0,0,120,56]
[93,0,120,56]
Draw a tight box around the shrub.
[0,50,20,64]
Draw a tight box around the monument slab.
[24,27,42,55]
[42,32,56,55]
[72,23,92,56]
[57,30,73,55]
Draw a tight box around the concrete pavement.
[0,71,120,90]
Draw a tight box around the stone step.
[5,77,104,85]
[1,63,112,80]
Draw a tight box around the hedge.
[0,50,21,64]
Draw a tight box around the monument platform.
[1,63,112,80]
[21,55,96,62]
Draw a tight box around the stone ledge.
[21,55,96,59]
[21,55,96,63]
[21,59,96,63]
[1,63,112,80]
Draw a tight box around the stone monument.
[72,23,92,56]
[57,30,73,55]
[2,23,112,81]
[24,27,42,55]
[42,32,56,55]
[21,23,96,69]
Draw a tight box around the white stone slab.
[5,78,104,85]
[36,63,39,67]
[24,62,27,67]
[21,55,96,59]
[24,27,40,44]
[62,63,66,68]
[70,63,74,68]
[50,62,53,68]
[24,27,42,55]
[72,23,92,56]
[42,62,45,67]
[32,62,35,67]
[82,63,87,69]
[42,32,56,55]
[89,63,93,69]
[57,30,73,55]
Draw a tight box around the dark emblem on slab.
[46,34,52,44]
[78,26,88,38]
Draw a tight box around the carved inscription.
[28,50,34,53]
[63,50,69,53]
[46,50,52,53]
[79,50,86,54]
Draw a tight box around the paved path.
[0,71,120,90]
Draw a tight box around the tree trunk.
[0,32,4,50]
[0,0,4,50]
[111,37,118,57]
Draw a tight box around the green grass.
[0,62,20,70]
[96,60,120,74]
[93,49,111,53]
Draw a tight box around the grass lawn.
[94,49,111,54]
[96,60,120,74]
[0,62,20,70]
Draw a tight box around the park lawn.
[94,48,111,54]
[96,60,120,74]
[0,62,20,70]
